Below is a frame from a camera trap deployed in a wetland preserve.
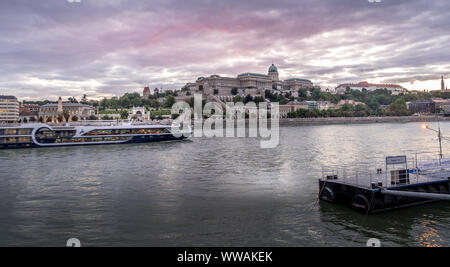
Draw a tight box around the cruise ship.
[0,123,191,149]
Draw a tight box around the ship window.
[4,129,17,135]
[18,129,32,135]
[17,137,31,143]
[5,137,17,143]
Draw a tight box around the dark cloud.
[0,0,449,99]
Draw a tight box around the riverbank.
[280,115,450,126]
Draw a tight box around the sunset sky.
[1,0,449,100]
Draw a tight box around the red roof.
[337,81,404,89]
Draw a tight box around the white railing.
[321,153,450,189]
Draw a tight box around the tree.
[63,111,70,122]
[120,110,129,119]
[71,116,79,122]
[23,118,28,123]
[213,89,219,95]
[88,115,98,120]
[231,88,238,95]
[387,98,410,116]
[57,114,64,123]
[164,95,175,108]
[39,116,44,123]
[46,117,52,123]
[298,88,308,99]
[244,94,253,104]
[68,97,78,103]
[233,95,243,103]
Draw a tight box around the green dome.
[268,64,278,72]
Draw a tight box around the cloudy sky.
[0,0,449,100]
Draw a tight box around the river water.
[1,122,450,247]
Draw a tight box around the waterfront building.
[317,101,334,110]
[0,95,20,123]
[407,100,436,114]
[335,81,407,95]
[20,104,41,112]
[279,105,293,118]
[336,100,365,108]
[39,97,95,122]
[19,111,39,122]
[279,101,321,118]
[432,98,450,111]
[184,64,313,99]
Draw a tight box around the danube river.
[1,122,450,247]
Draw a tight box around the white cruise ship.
[0,123,191,149]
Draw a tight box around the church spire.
[57,96,63,113]
[442,75,446,91]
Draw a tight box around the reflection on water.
[0,122,450,246]
[416,214,445,247]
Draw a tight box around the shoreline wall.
[279,116,450,126]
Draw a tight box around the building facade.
[335,81,407,95]
[407,101,436,114]
[39,97,95,122]
[130,106,150,121]
[185,64,313,99]
[0,95,20,123]
[279,101,324,118]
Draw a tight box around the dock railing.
[321,153,450,189]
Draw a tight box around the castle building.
[335,81,407,95]
[39,97,94,123]
[184,64,313,101]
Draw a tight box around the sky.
[0,0,449,101]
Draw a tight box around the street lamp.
[423,124,443,160]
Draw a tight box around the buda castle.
[183,64,313,101]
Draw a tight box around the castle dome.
[268,64,278,73]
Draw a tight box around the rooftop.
[268,64,278,73]
[237,72,270,78]
[0,95,17,100]
[337,81,405,89]
[41,103,90,107]
[284,78,312,83]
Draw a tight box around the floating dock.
[319,155,450,213]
